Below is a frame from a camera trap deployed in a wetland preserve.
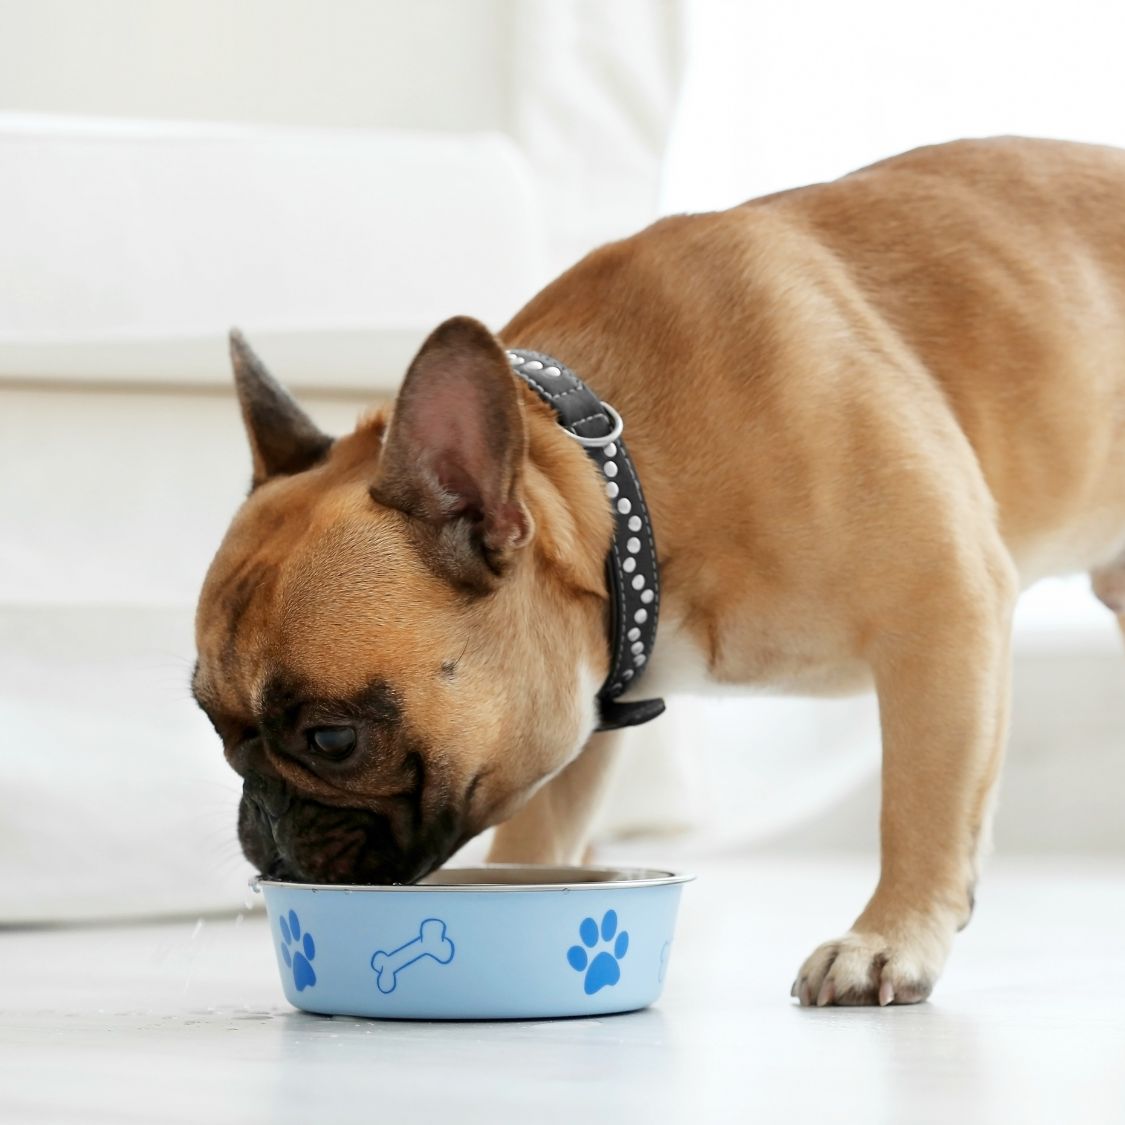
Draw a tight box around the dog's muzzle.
[239,770,463,885]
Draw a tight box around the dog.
[193,137,1125,1007]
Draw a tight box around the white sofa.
[0,0,690,923]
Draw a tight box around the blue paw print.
[566,909,629,995]
[279,909,316,991]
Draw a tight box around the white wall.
[664,0,1125,213]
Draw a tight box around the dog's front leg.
[795,557,1017,1006]
[487,729,626,865]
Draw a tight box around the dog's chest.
[632,614,873,702]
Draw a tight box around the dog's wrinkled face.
[193,318,611,884]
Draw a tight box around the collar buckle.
[563,401,624,448]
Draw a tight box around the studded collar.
[506,349,665,732]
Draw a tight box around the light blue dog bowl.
[255,864,692,1020]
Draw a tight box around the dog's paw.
[791,925,946,1008]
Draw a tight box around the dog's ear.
[372,316,532,588]
[229,329,333,488]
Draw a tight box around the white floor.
[3,856,1124,1125]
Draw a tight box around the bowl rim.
[253,862,695,894]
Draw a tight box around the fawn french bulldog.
[193,138,1125,1006]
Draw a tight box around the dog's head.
[193,317,612,884]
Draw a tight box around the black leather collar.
[507,349,665,731]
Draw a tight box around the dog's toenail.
[879,979,895,1006]
[816,980,836,1007]
[799,981,813,1007]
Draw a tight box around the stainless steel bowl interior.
[419,865,683,887]
[255,864,693,893]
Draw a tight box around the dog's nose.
[243,770,292,822]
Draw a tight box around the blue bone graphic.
[370,918,455,994]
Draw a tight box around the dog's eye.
[307,726,357,761]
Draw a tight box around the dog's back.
[756,138,1125,580]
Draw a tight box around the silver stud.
[634,653,647,667]
[627,627,641,641]
[617,498,632,515]
[632,574,645,590]
[623,669,634,681]
[626,537,640,554]
[623,557,636,573]
[605,443,617,458]
[524,360,543,371]
[507,352,522,363]
[543,366,561,377]
[603,461,618,479]
[641,589,654,604]
[635,609,648,623]
[631,640,644,655]
[606,482,619,499]
[628,516,641,532]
